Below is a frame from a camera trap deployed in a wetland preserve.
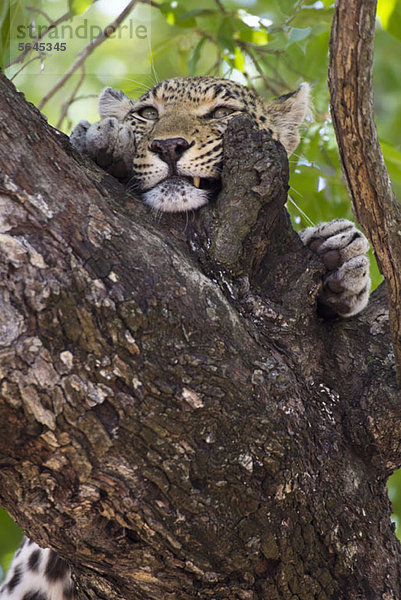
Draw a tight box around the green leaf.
[0,509,23,579]
[179,8,216,20]
[381,2,401,42]
[159,2,197,28]
[377,0,397,29]
[291,6,333,27]
[189,35,206,76]
[217,17,236,54]
[1,0,26,71]
[388,468,401,541]
[236,27,268,46]
[274,0,297,17]
[69,0,92,17]
[233,46,245,71]
[0,2,11,70]
[251,29,268,45]
[381,140,401,185]
[159,2,171,15]
[287,26,312,46]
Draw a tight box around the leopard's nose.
[150,137,190,166]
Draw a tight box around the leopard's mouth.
[161,174,221,193]
[142,175,221,213]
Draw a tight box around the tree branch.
[6,10,70,69]
[1,71,401,598]
[329,0,401,385]
[37,0,141,111]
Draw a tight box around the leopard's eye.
[138,106,159,120]
[209,106,236,119]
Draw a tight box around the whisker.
[147,39,160,85]
[152,207,164,224]
[126,177,142,195]
[287,194,315,227]
[183,210,189,233]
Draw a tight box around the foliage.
[1,0,401,579]
[0,509,22,580]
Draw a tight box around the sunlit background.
[1,0,401,580]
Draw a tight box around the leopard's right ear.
[98,87,134,120]
[266,83,311,156]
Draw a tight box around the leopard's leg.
[299,219,371,318]
[70,117,136,181]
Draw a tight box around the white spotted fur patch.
[0,537,75,600]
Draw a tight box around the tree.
[0,0,401,598]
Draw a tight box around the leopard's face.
[99,77,310,212]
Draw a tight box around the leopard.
[0,538,73,600]
[71,77,311,213]
[0,77,371,600]
[69,76,371,319]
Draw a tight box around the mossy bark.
[0,67,401,599]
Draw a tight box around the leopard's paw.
[70,119,91,153]
[300,219,371,318]
[70,118,136,181]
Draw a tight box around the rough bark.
[329,0,401,384]
[0,66,401,600]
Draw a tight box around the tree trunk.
[329,0,401,384]
[1,41,401,600]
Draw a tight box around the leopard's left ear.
[98,87,134,121]
[267,83,311,155]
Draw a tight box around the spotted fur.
[0,538,74,600]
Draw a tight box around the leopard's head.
[99,77,310,212]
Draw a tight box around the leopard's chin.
[142,175,220,213]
